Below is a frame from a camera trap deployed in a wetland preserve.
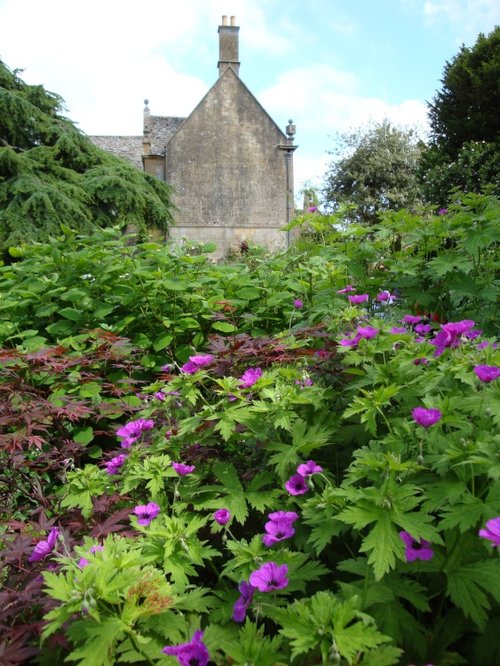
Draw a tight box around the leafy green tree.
[322,120,423,225]
[0,60,174,253]
[420,27,500,205]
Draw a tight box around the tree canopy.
[322,119,423,225]
[420,26,500,205]
[0,60,174,253]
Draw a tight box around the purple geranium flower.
[376,290,395,302]
[180,354,214,374]
[133,502,160,526]
[348,294,369,304]
[249,561,289,592]
[78,544,104,568]
[340,333,362,347]
[297,460,323,477]
[390,326,408,334]
[337,285,356,294]
[154,391,165,401]
[263,511,299,547]
[474,365,500,383]
[293,298,304,309]
[239,367,263,388]
[412,407,442,428]
[172,461,195,476]
[162,630,209,666]
[399,531,434,561]
[104,453,127,475]
[401,315,422,325]
[214,508,231,525]
[116,418,154,448]
[415,323,432,335]
[285,473,309,496]
[357,325,379,339]
[232,580,255,622]
[29,527,59,562]
[431,319,475,356]
[479,517,500,546]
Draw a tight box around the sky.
[1,0,499,195]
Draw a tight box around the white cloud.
[423,0,500,40]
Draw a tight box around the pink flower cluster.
[430,319,478,357]
[285,459,323,496]
[262,510,299,547]
[180,354,214,374]
[116,417,154,448]
[340,325,379,348]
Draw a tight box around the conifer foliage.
[0,60,174,252]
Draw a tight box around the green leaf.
[212,321,237,332]
[162,278,188,291]
[153,332,173,351]
[72,426,94,445]
[59,307,83,321]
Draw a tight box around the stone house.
[91,16,297,257]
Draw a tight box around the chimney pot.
[221,15,227,26]
[230,15,236,26]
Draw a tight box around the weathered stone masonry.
[91,16,297,257]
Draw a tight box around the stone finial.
[286,119,296,139]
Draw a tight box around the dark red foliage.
[206,324,337,376]
[0,331,147,662]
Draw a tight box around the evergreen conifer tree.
[0,60,174,252]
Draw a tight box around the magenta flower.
[180,354,214,374]
[438,208,448,215]
[104,453,127,475]
[239,367,263,388]
[297,460,323,477]
[357,325,379,339]
[172,461,195,476]
[431,320,475,356]
[415,323,432,335]
[479,517,500,546]
[78,544,104,568]
[399,531,434,561]
[133,502,160,526]
[307,206,318,213]
[29,527,59,562]
[116,418,154,448]
[295,377,313,388]
[337,285,356,294]
[232,580,255,622]
[412,407,442,428]
[249,561,289,592]
[214,508,231,525]
[162,630,209,666]
[263,511,299,547]
[293,298,304,309]
[340,333,362,347]
[401,315,422,325]
[154,391,165,401]
[473,365,500,383]
[268,510,299,523]
[390,326,407,334]
[376,290,395,302]
[348,294,369,304]
[285,473,309,495]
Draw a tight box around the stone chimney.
[218,15,240,76]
